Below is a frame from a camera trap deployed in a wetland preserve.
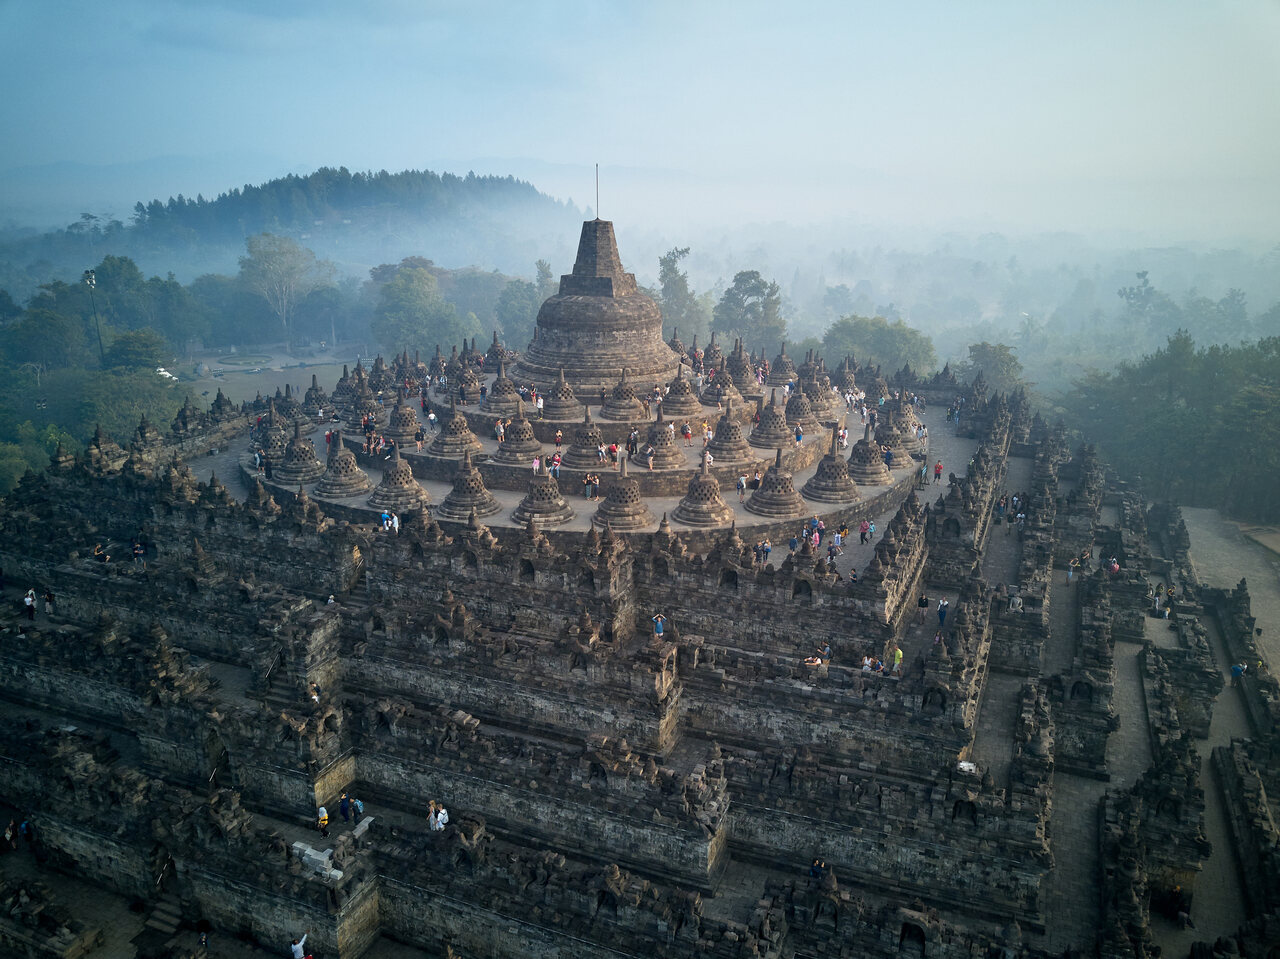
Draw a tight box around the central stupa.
[515,219,680,395]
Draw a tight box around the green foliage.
[712,271,785,349]
[495,279,542,349]
[955,342,1025,394]
[104,329,170,370]
[658,248,711,345]
[0,289,24,323]
[1061,333,1280,522]
[821,315,937,375]
[238,234,335,338]
[371,267,480,355]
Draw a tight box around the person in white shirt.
[428,800,449,831]
[290,931,309,958]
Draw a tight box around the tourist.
[583,475,593,499]
[495,419,505,442]
[597,442,606,464]
[391,512,400,535]
[789,533,799,553]
[23,589,35,621]
[1068,557,1080,583]
[94,543,110,563]
[794,424,803,446]
[934,461,943,483]
[832,527,843,553]
[892,646,903,674]
[703,450,714,467]
[737,474,747,502]
[859,519,870,544]
[317,806,329,838]
[42,589,54,616]
[761,539,771,564]
[645,445,655,470]
[340,791,351,823]
[937,597,949,627]
[549,452,562,478]
[554,429,563,449]
[536,395,544,418]
[427,410,438,432]
[1231,662,1247,687]
[310,682,321,704]
[414,427,424,452]
[428,800,449,831]
[652,613,666,637]
[532,455,541,474]
[917,592,929,625]
[290,931,310,959]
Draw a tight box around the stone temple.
[514,218,680,395]
[0,219,1278,959]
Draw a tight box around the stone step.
[152,900,182,921]
[145,916,179,935]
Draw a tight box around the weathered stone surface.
[516,219,680,394]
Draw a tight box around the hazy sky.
[2,0,1277,242]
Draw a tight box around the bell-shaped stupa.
[801,426,862,504]
[749,389,793,449]
[594,458,658,531]
[427,399,483,459]
[315,429,373,497]
[540,368,582,420]
[744,449,807,518]
[515,219,679,395]
[274,422,326,486]
[672,454,735,527]
[492,402,543,467]
[660,370,703,421]
[847,425,893,486]
[367,447,432,515]
[436,451,501,521]
[511,466,575,528]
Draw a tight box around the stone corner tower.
[515,219,679,395]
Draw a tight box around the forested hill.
[0,167,583,299]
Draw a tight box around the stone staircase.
[134,890,206,958]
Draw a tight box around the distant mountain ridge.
[0,166,584,301]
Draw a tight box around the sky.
[1,0,1278,243]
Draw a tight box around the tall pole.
[83,269,105,366]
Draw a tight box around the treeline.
[126,167,557,242]
[0,240,543,490]
[654,246,938,374]
[1062,331,1280,523]
[0,167,581,301]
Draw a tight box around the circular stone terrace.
[213,360,964,554]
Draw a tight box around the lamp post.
[83,269,105,366]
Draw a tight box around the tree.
[495,279,542,349]
[658,248,707,342]
[238,234,333,340]
[956,342,1025,394]
[821,315,936,374]
[104,329,169,370]
[536,259,557,301]
[370,267,479,355]
[0,289,22,325]
[712,271,785,348]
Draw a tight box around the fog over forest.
[0,0,1277,518]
